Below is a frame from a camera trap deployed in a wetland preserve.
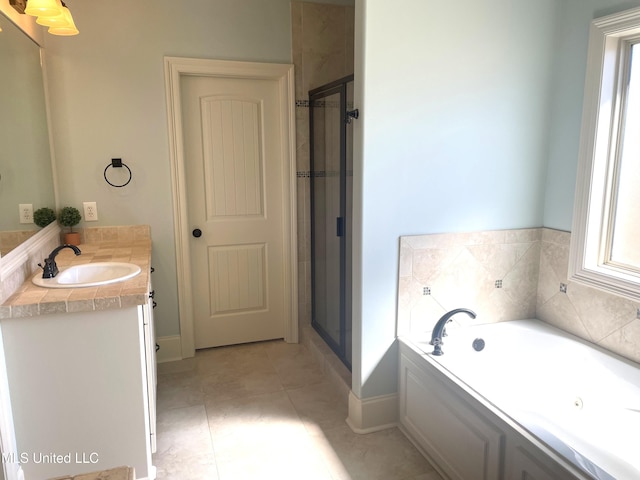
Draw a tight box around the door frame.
[164,56,298,358]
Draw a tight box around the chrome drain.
[472,338,485,351]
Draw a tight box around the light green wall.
[353,0,640,400]
[36,0,640,401]
[44,0,293,338]
[354,0,561,398]
[542,0,640,230]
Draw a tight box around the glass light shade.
[35,0,66,27]
[48,7,78,36]
[25,0,63,17]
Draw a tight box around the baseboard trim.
[156,335,182,363]
[346,390,398,434]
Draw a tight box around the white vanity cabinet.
[0,302,157,480]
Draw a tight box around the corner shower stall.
[309,75,354,370]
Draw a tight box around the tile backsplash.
[0,228,59,305]
[537,228,640,363]
[398,227,640,364]
[0,230,38,257]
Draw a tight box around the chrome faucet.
[429,308,476,356]
[38,244,82,278]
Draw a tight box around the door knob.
[192,228,202,238]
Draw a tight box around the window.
[569,7,640,301]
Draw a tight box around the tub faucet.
[429,308,476,356]
[39,244,82,279]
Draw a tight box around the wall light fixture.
[10,0,78,36]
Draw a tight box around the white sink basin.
[32,262,142,289]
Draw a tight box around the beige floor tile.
[156,370,205,412]
[157,356,197,375]
[154,405,218,479]
[195,341,272,376]
[286,380,349,435]
[410,472,446,480]
[264,342,327,388]
[206,391,308,449]
[154,452,218,480]
[156,405,213,457]
[205,389,333,479]
[152,340,443,480]
[312,425,437,480]
[213,432,333,480]
[202,369,284,403]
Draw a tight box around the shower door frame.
[309,74,353,371]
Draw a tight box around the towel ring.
[103,158,132,188]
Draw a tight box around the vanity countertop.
[49,465,135,480]
[0,239,152,320]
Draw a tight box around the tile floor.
[153,339,444,480]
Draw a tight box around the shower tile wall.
[291,1,354,328]
[398,227,640,364]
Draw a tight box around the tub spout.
[429,308,476,356]
[38,244,82,279]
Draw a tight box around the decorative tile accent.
[398,228,539,335]
[398,226,640,365]
[311,170,341,178]
[309,99,341,108]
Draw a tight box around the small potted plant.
[58,206,82,245]
[33,207,57,228]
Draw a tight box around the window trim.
[569,7,640,301]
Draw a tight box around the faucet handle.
[39,258,58,279]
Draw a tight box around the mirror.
[0,11,55,257]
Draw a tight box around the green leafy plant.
[33,207,57,228]
[58,206,82,232]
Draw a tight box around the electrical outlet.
[83,202,98,221]
[19,204,33,224]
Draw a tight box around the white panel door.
[181,75,286,349]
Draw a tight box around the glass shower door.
[310,76,353,369]
[345,79,353,365]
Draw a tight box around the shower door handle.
[336,217,345,237]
